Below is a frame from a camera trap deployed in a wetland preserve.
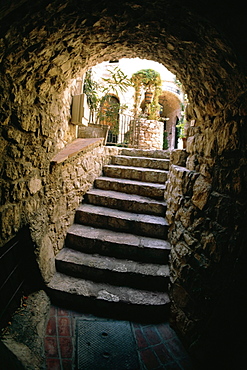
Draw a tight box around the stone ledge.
[51,138,104,164]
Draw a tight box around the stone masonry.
[130,119,164,150]
[1,1,247,368]
[1,135,119,282]
[47,149,171,321]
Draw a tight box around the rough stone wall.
[130,119,164,150]
[1,131,118,282]
[36,143,118,282]
[0,0,247,367]
[166,105,247,366]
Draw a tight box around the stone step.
[94,176,166,200]
[103,165,168,184]
[84,188,167,216]
[75,204,168,238]
[120,148,170,160]
[47,272,170,322]
[112,155,170,170]
[66,224,171,264]
[47,149,172,320]
[55,248,170,291]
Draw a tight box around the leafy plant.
[101,67,131,95]
[176,120,185,138]
[131,69,162,120]
[83,67,131,127]
[163,131,168,149]
[83,69,99,111]
[176,100,187,138]
[98,96,127,134]
[131,69,161,92]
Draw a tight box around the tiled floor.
[44,305,195,370]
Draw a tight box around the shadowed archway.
[1,1,247,368]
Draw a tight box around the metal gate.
[106,114,133,146]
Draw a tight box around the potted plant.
[131,69,162,120]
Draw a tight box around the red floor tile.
[44,305,193,369]
[142,326,161,346]
[62,359,73,370]
[46,317,57,336]
[163,361,181,369]
[156,323,176,341]
[134,328,149,349]
[46,358,61,370]
[45,337,59,357]
[58,317,71,336]
[59,336,73,358]
[140,348,160,369]
[153,343,174,364]
[165,337,188,359]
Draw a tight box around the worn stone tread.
[48,272,170,306]
[112,155,170,170]
[48,148,171,317]
[103,164,168,183]
[76,203,168,224]
[84,188,167,215]
[75,204,168,238]
[94,176,166,199]
[120,148,170,159]
[56,248,169,277]
[66,224,171,264]
[55,248,169,291]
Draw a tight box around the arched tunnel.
[0,0,247,368]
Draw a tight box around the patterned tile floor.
[44,305,195,370]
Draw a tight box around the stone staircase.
[47,148,171,321]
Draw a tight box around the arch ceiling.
[0,3,247,366]
[0,0,246,118]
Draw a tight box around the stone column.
[130,118,164,150]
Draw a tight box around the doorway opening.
[72,58,185,150]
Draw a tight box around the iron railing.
[106,114,133,146]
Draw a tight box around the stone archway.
[159,90,182,149]
[1,1,247,367]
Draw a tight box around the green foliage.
[148,102,160,120]
[83,70,99,110]
[101,67,131,95]
[83,67,131,127]
[131,69,162,91]
[163,131,168,149]
[176,101,187,138]
[176,120,185,138]
[131,69,162,120]
[98,96,124,134]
